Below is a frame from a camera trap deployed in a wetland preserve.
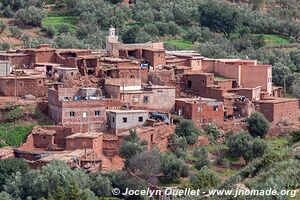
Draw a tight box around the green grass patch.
[254,34,290,46]
[0,122,36,148]
[164,39,194,50]
[265,137,289,156]
[214,75,231,81]
[42,16,78,31]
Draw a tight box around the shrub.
[246,112,269,138]
[160,153,189,182]
[193,146,209,170]
[15,6,45,26]
[190,170,221,190]
[174,120,200,145]
[41,26,56,38]
[9,26,22,39]
[226,132,268,163]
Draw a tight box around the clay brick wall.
[30,50,56,64]
[66,135,103,156]
[215,80,234,91]
[142,50,166,68]
[215,62,241,85]
[175,100,224,127]
[105,78,141,86]
[0,78,47,97]
[238,87,261,100]
[148,70,175,86]
[123,88,175,112]
[241,65,272,94]
[256,100,299,123]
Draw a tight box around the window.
[123,117,127,123]
[112,117,115,122]
[95,111,100,116]
[69,111,75,117]
[138,117,143,122]
[38,80,42,84]
[198,107,202,112]
[187,81,192,88]
[133,96,139,102]
[213,106,218,111]
[144,96,149,103]
[82,112,87,118]
[70,72,74,76]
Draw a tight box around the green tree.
[199,1,240,36]
[128,148,161,184]
[190,170,220,190]
[226,132,268,163]
[15,6,45,26]
[9,26,22,39]
[193,146,209,170]
[0,158,29,190]
[160,153,189,182]
[90,174,112,197]
[246,112,269,138]
[0,22,6,33]
[119,129,148,166]
[174,120,200,145]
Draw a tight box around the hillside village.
[0,0,300,200]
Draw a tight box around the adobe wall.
[104,78,141,87]
[241,65,272,94]
[215,80,234,91]
[123,88,176,112]
[0,78,47,97]
[148,70,175,86]
[238,87,261,100]
[66,135,103,156]
[200,60,215,72]
[29,50,56,64]
[214,63,241,85]
[175,100,224,127]
[142,50,166,68]
[104,84,121,99]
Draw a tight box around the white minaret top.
[109,26,115,37]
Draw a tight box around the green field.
[0,123,36,148]
[265,137,289,156]
[254,34,290,46]
[164,39,194,50]
[42,16,78,31]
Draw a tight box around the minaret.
[106,25,119,53]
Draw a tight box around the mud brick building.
[106,26,166,68]
[0,73,48,97]
[107,110,149,133]
[48,86,122,132]
[182,72,230,101]
[253,98,300,124]
[104,79,176,112]
[65,132,103,156]
[175,98,224,127]
[31,125,73,150]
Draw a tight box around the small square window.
[82,112,87,118]
[95,111,100,116]
[144,96,149,103]
[138,117,143,122]
[123,117,127,123]
[69,112,75,117]
[213,106,218,111]
[198,107,202,112]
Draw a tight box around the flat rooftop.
[107,109,149,114]
[65,132,103,139]
[254,98,299,104]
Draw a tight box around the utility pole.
[283,75,286,96]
